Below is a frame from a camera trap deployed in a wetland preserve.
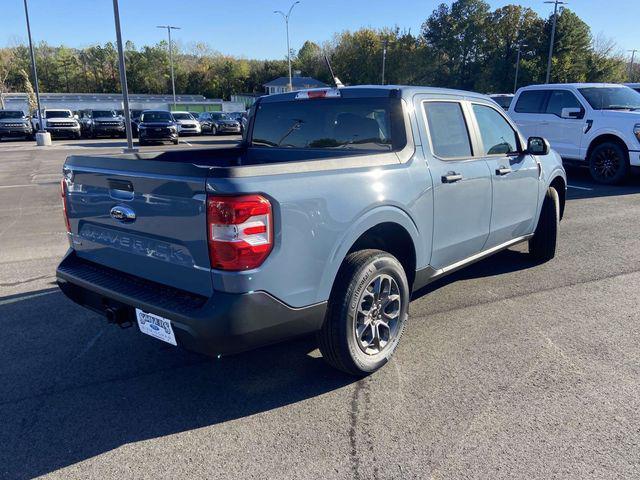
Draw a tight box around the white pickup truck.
[508,83,640,184]
[32,109,81,139]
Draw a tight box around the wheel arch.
[549,175,566,220]
[586,134,630,163]
[318,206,423,301]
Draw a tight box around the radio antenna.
[324,53,344,88]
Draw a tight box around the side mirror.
[560,107,583,119]
[527,137,550,156]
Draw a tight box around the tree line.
[0,0,636,105]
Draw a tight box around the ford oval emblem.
[110,205,136,223]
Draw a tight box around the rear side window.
[546,90,582,116]
[472,104,518,155]
[514,90,547,113]
[423,102,472,158]
[251,97,405,151]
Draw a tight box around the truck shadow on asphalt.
[0,289,352,479]
[0,247,542,478]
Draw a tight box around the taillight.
[60,178,71,233]
[207,194,273,271]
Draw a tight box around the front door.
[537,89,586,160]
[469,103,540,248]
[419,99,492,269]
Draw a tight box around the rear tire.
[529,186,559,263]
[589,141,629,185]
[318,249,409,376]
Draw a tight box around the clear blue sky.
[1,0,637,60]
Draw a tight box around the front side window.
[472,104,519,155]
[252,97,404,151]
[514,90,547,113]
[578,87,640,111]
[423,102,472,158]
[545,90,583,117]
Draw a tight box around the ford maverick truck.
[56,86,566,375]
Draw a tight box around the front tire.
[172,138,179,145]
[318,249,409,376]
[529,186,559,263]
[589,142,629,185]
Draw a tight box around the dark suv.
[198,111,241,135]
[0,110,34,141]
[79,109,125,138]
[137,110,179,145]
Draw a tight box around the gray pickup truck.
[57,86,566,375]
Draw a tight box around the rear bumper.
[56,251,326,356]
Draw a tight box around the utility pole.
[113,0,136,152]
[381,40,388,85]
[629,49,638,82]
[544,0,567,84]
[157,25,180,108]
[22,0,43,132]
[274,1,300,92]
[514,43,528,93]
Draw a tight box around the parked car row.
[0,108,246,142]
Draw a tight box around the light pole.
[629,49,638,82]
[274,1,300,92]
[22,0,43,133]
[113,0,136,152]
[544,0,567,84]
[157,25,180,108]
[514,43,528,93]
[381,39,388,85]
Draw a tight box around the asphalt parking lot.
[1,137,639,479]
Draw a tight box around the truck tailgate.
[64,155,213,297]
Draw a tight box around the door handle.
[442,172,463,183]
[496,166,512,176]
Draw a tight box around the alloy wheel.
[354,274,402,355]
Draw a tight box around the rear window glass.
[251,97,405,151]
[423,102,472,158]
[514,90,547,113]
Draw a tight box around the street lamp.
[157,25,181,107]
[629,49,638,82]
[112,0,137,152]
[381,39,388,85]
[544,0,567,84]
[274,1,300,92]
[514,43,528,93]
[22,0,44,135]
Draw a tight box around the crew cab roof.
[517,83,631,91]
[260,84,492,104]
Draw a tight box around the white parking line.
[0,184,39,190]
[568,184,593,191]
[181,140,193,146]
[0,290,57,307]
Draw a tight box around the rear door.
[509,89,548,138]
[469,103,540,248]
[64,157,213,297]
[418,98,492,269]
[536,89,586,159]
